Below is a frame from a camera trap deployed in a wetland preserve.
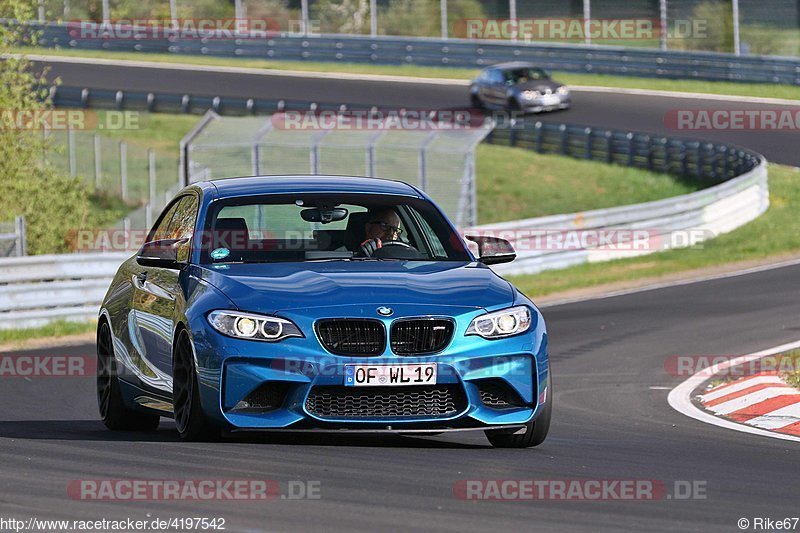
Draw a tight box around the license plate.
[345,364,437,387]
[542,94,560,106]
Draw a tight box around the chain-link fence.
[35,0,800,57]
[183,111,493,227]
[45,127,183,234]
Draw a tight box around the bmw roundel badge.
[377,306,393,316]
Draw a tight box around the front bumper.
[191,316,549,431]
[519,95,571,113]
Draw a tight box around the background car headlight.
[522,90,540,100]
[208,311,303,342]
[466,306,532,339]
[556,86,569,95]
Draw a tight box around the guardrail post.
[696,143,704,179]
[646,136,654,170]
[584,127,593,160]
[559,124,568,155]
[534,122,543,153]
[120,141,128,202]
[626,133,635,167]
[14,216,26,257]
[605,130,613,163]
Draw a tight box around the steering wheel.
[381,240,414,250]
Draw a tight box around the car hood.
[199,261,514,314]
[514,79,561,92]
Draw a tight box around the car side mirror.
[465,235,516,265]
[137,238,189,269]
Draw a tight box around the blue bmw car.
[97,176,550,447]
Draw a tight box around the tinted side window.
[166,195,199,241]
[149,202,180,242]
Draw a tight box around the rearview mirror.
[465,235,516,266]
[301,207,349,224]
[136,238,189,269]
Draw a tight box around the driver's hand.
[360,238,382,257]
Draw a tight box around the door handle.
[137,271,148,283]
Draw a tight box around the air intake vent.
[316,319,385,356]
[305,384,466,419]
[477,380,527,409]
[231,382,290,412]
[390,319,454,355]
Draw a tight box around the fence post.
[120,141,128,202]
[94,134,102,189]
[370,0,377,37]
[583,0,591,46]
[68,127,76,177]
[732,0,741,56]
[509,0,517,41]
[147,149,156,229]
[659,0,668,51]
[440,0,448,39]
[301,0,309,36]
[14,216,26,257]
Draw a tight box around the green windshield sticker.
[211,248,230,260]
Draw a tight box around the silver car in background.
[469,61,571,113]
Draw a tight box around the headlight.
[522,90,540,100]
[208,311,303,342]
[556,86,569,95]
[466,306,532,339]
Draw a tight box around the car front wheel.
[172,329,220,441]
[485,375,551,448]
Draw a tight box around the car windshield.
[199,193,471,264]
[505,67,549,84]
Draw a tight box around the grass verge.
[15,46,800,101]
[509,164,800,299]
[475,144,696,222]
[0,320,96,347]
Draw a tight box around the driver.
[360,208,402,257]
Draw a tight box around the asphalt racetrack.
[1,263,799,531]
[3,57,798,532]
[34,58,800,166]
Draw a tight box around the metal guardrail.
[29,21,800,85]
[4,85,768,329]
[0,252,128,329]
[477,160,768,276]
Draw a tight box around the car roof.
[484,61,542,71]
[196,175,423,199]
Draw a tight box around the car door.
[128,193,199,395]
[487,69,508,105]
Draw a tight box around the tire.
[470,93,484,109]
[172,329,220,442]
[485,375,551,448]
[96,321,160,431]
